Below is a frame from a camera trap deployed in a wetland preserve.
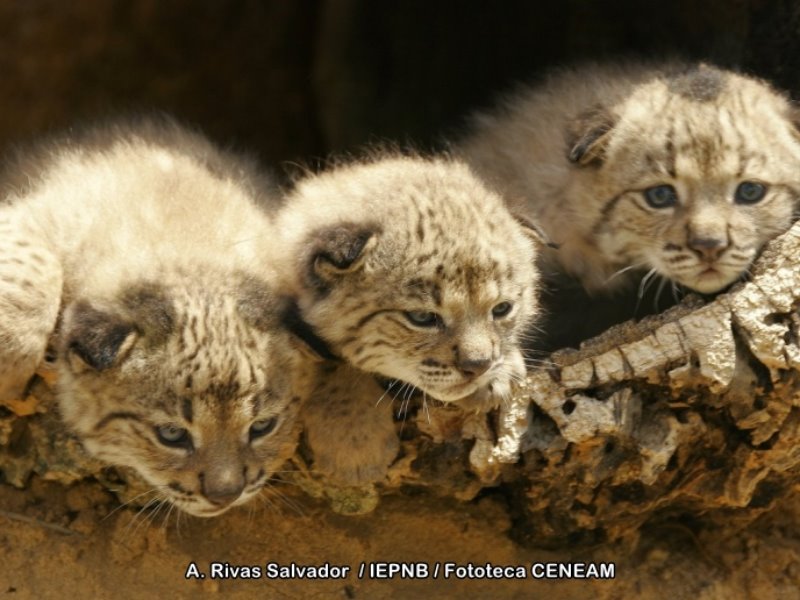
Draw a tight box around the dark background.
[1,1,797,176]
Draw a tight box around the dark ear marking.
[667,64,726,103]
[120,282,175,344]
[566,105,617,167]
[65,302,137,371]
[307,222,380,288]
[236,275,279,332]
[512,213,559,249]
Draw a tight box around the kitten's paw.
[310,414,399,486]
[303,365,399,486]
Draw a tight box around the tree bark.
[465,221,800,546]
[5,223,800,548]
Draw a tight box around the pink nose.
[688,236,727,261]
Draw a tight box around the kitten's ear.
[236,279,334,362]
[236,276,282,333]
[308,223,379,284]
[120,283,175,345]
[64,302,138,372]
[566,105,617,167]
[512,213,560,249]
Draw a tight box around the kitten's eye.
[404,311,442,328]
[734,181,767,205]
[643,185,678,209]
[250,417,278,441]
[491,302,513,319]
[155,424,192,449]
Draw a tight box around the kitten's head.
[290,157,540,403]
[58,276,305,517]
[567,64,800,294]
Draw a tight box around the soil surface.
[0,478,798,599]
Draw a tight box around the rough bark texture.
[6,221,800,550]
[296,220,800,546]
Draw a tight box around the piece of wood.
[5,224,800,547]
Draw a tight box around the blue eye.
[491,302,513,319]
[155,424,192,449]
[643,184,678,209]
[734,181,767,205]
[250,417,278,441]
[404,311,441,328]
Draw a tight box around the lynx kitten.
[0,119,306,516]
[275,155,541,483]
[459,62,800,349]
[461,62,800,295]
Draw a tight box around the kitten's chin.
[437,377,514,412]
[426,376,491,402]
[186,505,233,518]
[678,268,739,294]
[430,383,480,403]
[177,497,246,518]
[429,374,511,405]
[170,489,258,517]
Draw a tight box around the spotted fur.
[277,155,540,405]
[459,62,800,295]
[0,118,306,516]
[275,155,540,483]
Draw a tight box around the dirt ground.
[0,477,796,599]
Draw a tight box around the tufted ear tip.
[64,301,138,372]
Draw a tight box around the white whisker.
[654,275,669,312]
[103,487,162,522]
[261,481,306,517]
[122,496,162,541]
[637,268,658,300]
[604,262,646,284]
[375,379,398,407]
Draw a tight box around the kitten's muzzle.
[453,329,496,379]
